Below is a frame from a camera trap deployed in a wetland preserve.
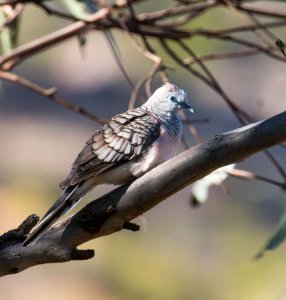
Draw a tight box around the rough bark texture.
[0,110,285,276]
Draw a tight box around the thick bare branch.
[0,109,285,276]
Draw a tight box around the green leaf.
[0,9,12,54]
[61,0,93,51]
[0,8,20,54]
[255,206,286,259]
[61,0,90,20]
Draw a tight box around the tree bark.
[0,110,285,276]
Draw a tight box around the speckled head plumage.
[143,83,194,115]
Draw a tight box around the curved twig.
[0,71,107,124]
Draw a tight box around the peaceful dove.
[23,83,194,246]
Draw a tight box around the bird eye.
[169,95,177,103]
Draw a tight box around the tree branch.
[0,71,107,124]
[1,109,285,277]
[0,8,110,70]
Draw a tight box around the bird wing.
[60,108,161,188]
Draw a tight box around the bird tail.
[23,181,91,247]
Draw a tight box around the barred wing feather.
[60,108,161,188]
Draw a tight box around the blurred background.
[1,1,286,299]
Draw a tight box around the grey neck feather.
[142,100,182,143]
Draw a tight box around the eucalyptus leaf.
[0,9,12,54]
[191,164,236,205]
[61,0,90,20]
[10,18,20,47]
[61,0,92,50]
[0,8,20,54]
[255,206,286,259]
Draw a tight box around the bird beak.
[180,102,195,113]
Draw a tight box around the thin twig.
[263,150,286,180]
[161,39,286,180]
[178,40,253,122]
[137,0,217,23]
[234,3,286,19]
[179,40,286,180]
[117,17,162,98]
[0,71,107,124]
[227,168,286,190]
[184,49,261,65]
[0,8,110,70]
[161,39,248,124]
[223,0,274,49]
[36,2,78,22]
[128,76,147,109]
[180,111,203,144]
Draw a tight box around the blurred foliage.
[256,205,286,259]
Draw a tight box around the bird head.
[144,83,194,114]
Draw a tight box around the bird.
[23,83,194,246]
